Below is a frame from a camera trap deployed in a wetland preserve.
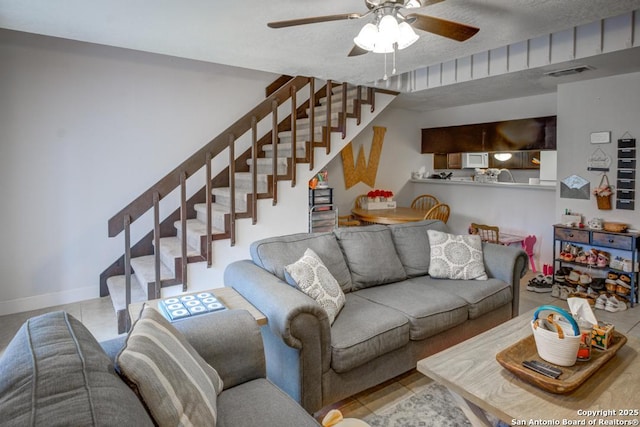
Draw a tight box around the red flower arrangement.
[367,189,394,199]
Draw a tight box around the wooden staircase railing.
[103,75,389,331]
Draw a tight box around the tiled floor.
[1,271,639,422]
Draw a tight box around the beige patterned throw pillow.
[427,230,488,280]
[285,248,346,324]
[116,307,223,427]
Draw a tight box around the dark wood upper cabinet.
[421,116,557,154]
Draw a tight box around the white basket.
[531,305,581,367]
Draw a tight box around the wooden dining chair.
[424,203,450,223]
[338,194,368,227]
[470,223,500,244]
[411,194,439,211]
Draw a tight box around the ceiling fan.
[267,0,480,57]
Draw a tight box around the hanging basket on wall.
[593,174,613,210]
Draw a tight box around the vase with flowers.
[593,174,613,210]
[367,189,394,202]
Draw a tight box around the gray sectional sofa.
[224,220,529,414]
[0,309,320,426]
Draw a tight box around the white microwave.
[461,152,489,169]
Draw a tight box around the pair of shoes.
[605,297,629,312]
[527,274,553,292]
[551,284,562,298]
[595,293,609,310]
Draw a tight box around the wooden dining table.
[351,207,426,225]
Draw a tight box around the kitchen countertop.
[411,178,556,190]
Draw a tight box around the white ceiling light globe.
[377,14,400,44]
[397,22,419,49]
[353,23,378,51]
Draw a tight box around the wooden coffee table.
[417,310,640,426]
[128,287,267,326]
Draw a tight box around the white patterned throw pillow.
[285,248,346,324]
[427,230,488,280]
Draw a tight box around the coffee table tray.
[496,331,627,394]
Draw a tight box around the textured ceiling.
[2,0,640,109]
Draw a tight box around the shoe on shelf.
[551,284,562,298]
[534,282,553,293]
[560,286,571,300]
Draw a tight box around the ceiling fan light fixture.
[377,14,400,42]
[396,21,418,50]
[405,0,421,8]
[354,23,378,51]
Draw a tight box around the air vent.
[544,65,593,77]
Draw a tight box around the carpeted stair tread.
[211,187,250,211]
[193,203,228,231]
[174,218,225,252]
[130,254,176,287]
[262,142,307,158]
[246,157,289,175]
[106,274,148,312]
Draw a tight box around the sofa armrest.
[172,309,265,390]
[101,309,265,390]
[224,259,332,412]
[482,242,529,316]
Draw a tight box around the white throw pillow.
[427,230,488,280]
[285,248,346,324]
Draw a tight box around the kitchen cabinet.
[433,153,463,169]
[309,188,336,232]
[553,225,639,307]
[421,116,556,154]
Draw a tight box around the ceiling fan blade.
[268,13,361,28]
[406,14,479,42]
[348,45,369,57]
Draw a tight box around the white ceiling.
[2,0,640,110]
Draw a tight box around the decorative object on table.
[602,221,628,232]
[587,217,603,229]
[593,173,613,210]
[159,292,226,321]
[364,189,396,209]
[586,147,611,171]
[341,126,386,189]
[560,175,590,200]
[322,409,372,427]
[530,305,581,366]
[616,134,636,210]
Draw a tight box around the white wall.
[556,72,640,229]
[0,29,280,313]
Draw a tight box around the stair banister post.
[355,86,363,125]
[251,117,258,225]
[290,85,297,187]
[325,80,332,154]
[228,133,236,246]
[124,214,132,332]
[153,192,161,299]
[368,87,375,113]
[205,152,213,267]
[180,172,188,291]
[309,79,315,171]
[271,100,278,205]
[341,82,347,139]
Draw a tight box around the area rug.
[363,382,471,427]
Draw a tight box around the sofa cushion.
[354,278,469,341]
[251,232,353,293]
[426,277,513,319]
[217,378,320,427]
[427,230,488,280]
[0,311,153,427]
[116,307,223,426]
[334,225,407,290]
[330,294,410,373]
[285,248,345,325]
[388,220,449,277]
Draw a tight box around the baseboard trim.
[0,286,98,317]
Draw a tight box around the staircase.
[101,77,396,333]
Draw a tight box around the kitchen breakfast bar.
[410,178,556,267]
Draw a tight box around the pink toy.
[522,235,537,273]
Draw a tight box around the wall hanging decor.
[587,147,611,171]
[560,175,590,200]
[341,126,386,189]
[593,173,613,210]
[616,133,636,210]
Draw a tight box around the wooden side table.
[128,287,267,326]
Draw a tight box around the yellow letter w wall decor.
[341,126,386,189]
